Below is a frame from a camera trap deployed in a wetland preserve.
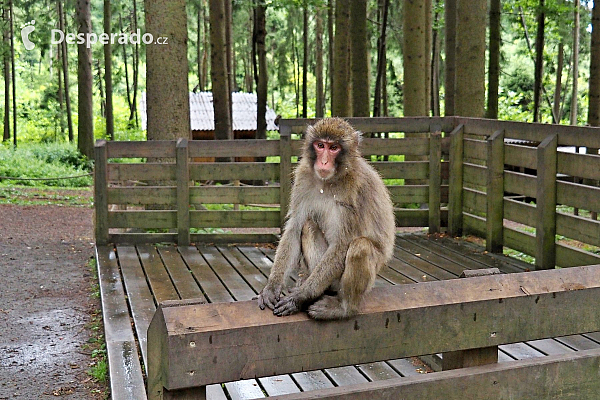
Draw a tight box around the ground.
[0,188,107,399]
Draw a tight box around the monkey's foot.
[273,295,302,316]
[307,295,353,320]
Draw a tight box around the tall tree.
[533,0,545,122]
[588,1,600,126]
[455,0,486,118]
[327,0,334,114]
[256,2,267,140]
[225,0,234,96]
[210,0,232,140]
[315,6,325,118]
[130,0,140,125]
[2,1,10,142]
[77,0,94,157]
[444,0,456,116]
[486,0,501,119]
[104,0,114,140]
[332,0,350,117]
[553,42,564,123]
[302,5,308,118]
[58,0,73,141]
[350,0,369,117]
[119,13,132,118]
[145,0,190,140]
[431,0,441,116]
[403,0,428,117]
[9,0,16,146]
[570,0,580,125]
[373,0,389,117]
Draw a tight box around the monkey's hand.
[257,283,283,311]
[273,293,303,316]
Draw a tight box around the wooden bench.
[147,264,600,399]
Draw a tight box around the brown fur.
[257,118,396,320]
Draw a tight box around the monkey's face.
[313,140,341,180]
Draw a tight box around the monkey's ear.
[356,130,364,145]
[304,125,316,141]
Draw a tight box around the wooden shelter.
[93,117,600,399]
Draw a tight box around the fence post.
[536,134,558,270]
[448,124,464,237]
[94,140,109,245]
[279,124,292,229]
[176,138,190,246]
[486,129,505,253]
[428,127,442,233]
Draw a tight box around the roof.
[141,92,279,131]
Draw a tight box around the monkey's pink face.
[313,140,341,180]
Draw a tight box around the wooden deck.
[96,233,600,400]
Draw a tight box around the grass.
[0,186,92,206]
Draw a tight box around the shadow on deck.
[95,232,600,400]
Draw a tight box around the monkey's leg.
[299,219,328,285]
[307,237,379,320]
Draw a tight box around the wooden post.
[94,140,109,245]
[486,129,505,253]
[428,127,442,233]
[536,134,557,270]
[279,124,292,228]
[176,138,190,246]
[448,124,464,236]
[442,268,501,371]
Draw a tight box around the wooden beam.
[486,129,505,253]
[536,134,557,270]
[448,124,464,236]
[428,130,442,233]
[267,348,600,400]
[279,125,292,228]
[94,140,109,245]
[147,265,600,392]
[176,138,190,246]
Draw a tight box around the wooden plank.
[178,246,234,301]
[216,246,268,293]
[94,141,109,245]
[527,339,575,356]
[408,234,494,272]
[387,358,426,377]
[108,163,177,182]
[108,186,177,205]
[388,185,428,204]
[177,138,190,246]
[109,233,177,244]
[199,246,257,300]
[280,117,452,135]
[157,247,204,300]
[394,208,448,228]
[463,212,486,238]
[504,198,535,227]
[555,335,600,351]
[291,371,335,391]
[448,124,465,236]
[395,237,465,277]
[360,137,430,156]
[462,188,486,215]
[462,162,487,188]
[115,245,156,368]
[429,131,442,233]
[188,139,280,158]
[109,210,177,229]
[147,265,600,389]
[377,265,414,285]
[498,342,544,360]
[190,210,280,228]
[324,367,369,386]
[224,380,265,400]
[558,151,600,180]
[106,140,176,158]
[372,161,429,180]
[279,126,292,228]
[267,348,600,400]
[387,252,437,283]
[189,186,280,205]
[557,180,600,213]
[138,245,180,303]
[392,246,456,280]
[556,212,600,248]
[357,362,401,381]
[536,134,557,270]
[191,233,279,244]
[95,246,147,400]
[486,129,504,253]
[189,162,280,181]
[504,144,537,170]
[504,170,536,198]
[258,375,301,396]
[462,137,485,161]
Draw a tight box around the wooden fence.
[94,116,600,269]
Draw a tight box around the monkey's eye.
[330,144,339,151]
[316,142,325,149]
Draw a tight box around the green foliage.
[0,143,93,187]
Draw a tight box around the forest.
[0,0,599,166]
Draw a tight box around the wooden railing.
[94,116,600,269]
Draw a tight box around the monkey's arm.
[257,217,303,310]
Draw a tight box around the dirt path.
[0,201,107,399]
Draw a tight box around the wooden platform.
[96,233,600,400]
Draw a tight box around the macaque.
[257,118,396,320]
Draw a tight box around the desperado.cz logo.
[20,20,168,51]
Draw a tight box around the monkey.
[257,118,396,320]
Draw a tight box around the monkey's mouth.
[316,168,335,180]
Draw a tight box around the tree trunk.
[225,0,234,99]
[130,0,139,125]
[57,42,65,137]
[373,0,389,117]
[3,1,10,142]
[77,0,94,157]
[424,0,432,115]
[58,0,73,142]
[315,6,325,118]
[588,2,600,126]
[145,0,190,141]
[328,0,334,114]
[9,0,16,147]
[302,5,308,118]
[570,0,580,125]
[553,42,564,124]
[96,60,106,118]
[431,0,441,117]
[455,0,486,118]
[197,5,202,90]
[209,0,232,140]
[332,0,350,117]
[444,0,456,116]
[256,3,267,140]
[119,13,133,117]
[486,0,501,119]
[104,0,114,140]
[533,0,545,123]
[403,0,428,117]
[350,0,369,117]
